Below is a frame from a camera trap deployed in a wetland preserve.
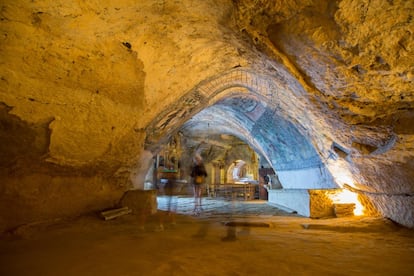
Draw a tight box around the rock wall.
[0,173,124,233]
[0,0,413,230]
[233,0,414,227]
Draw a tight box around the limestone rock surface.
[0,0,413,231]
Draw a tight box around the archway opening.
[143,72,364,218]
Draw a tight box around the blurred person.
[155,172,178,232]
[190,155,208,215]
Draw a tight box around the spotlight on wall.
[330,186,364,216]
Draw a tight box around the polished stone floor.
[156,195,297,218]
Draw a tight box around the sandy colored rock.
[0,0,413,233]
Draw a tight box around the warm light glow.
[331,189,364,216]
[329,164,364,216]
[333,170,355,187]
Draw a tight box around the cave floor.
[1,196,414,276]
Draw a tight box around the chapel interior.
[0,0,414,274]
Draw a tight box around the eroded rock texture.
[0,0,413,231]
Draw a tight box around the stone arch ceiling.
[180,95,325,172]
[148,74,324,168]
[0,0,413,230]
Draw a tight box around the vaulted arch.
[145,68,337,191]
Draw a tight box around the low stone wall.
[268,189,343,218]
[268,189,311,216]
[309,190,337,218]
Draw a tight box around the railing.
[209,183,257,200]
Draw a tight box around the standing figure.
[190,155,208,215]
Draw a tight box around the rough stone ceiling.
[0,0,414,229]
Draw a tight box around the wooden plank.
[101,207,132,220]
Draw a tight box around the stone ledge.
[268,189,352,218]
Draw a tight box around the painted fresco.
[252,108,322,171]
